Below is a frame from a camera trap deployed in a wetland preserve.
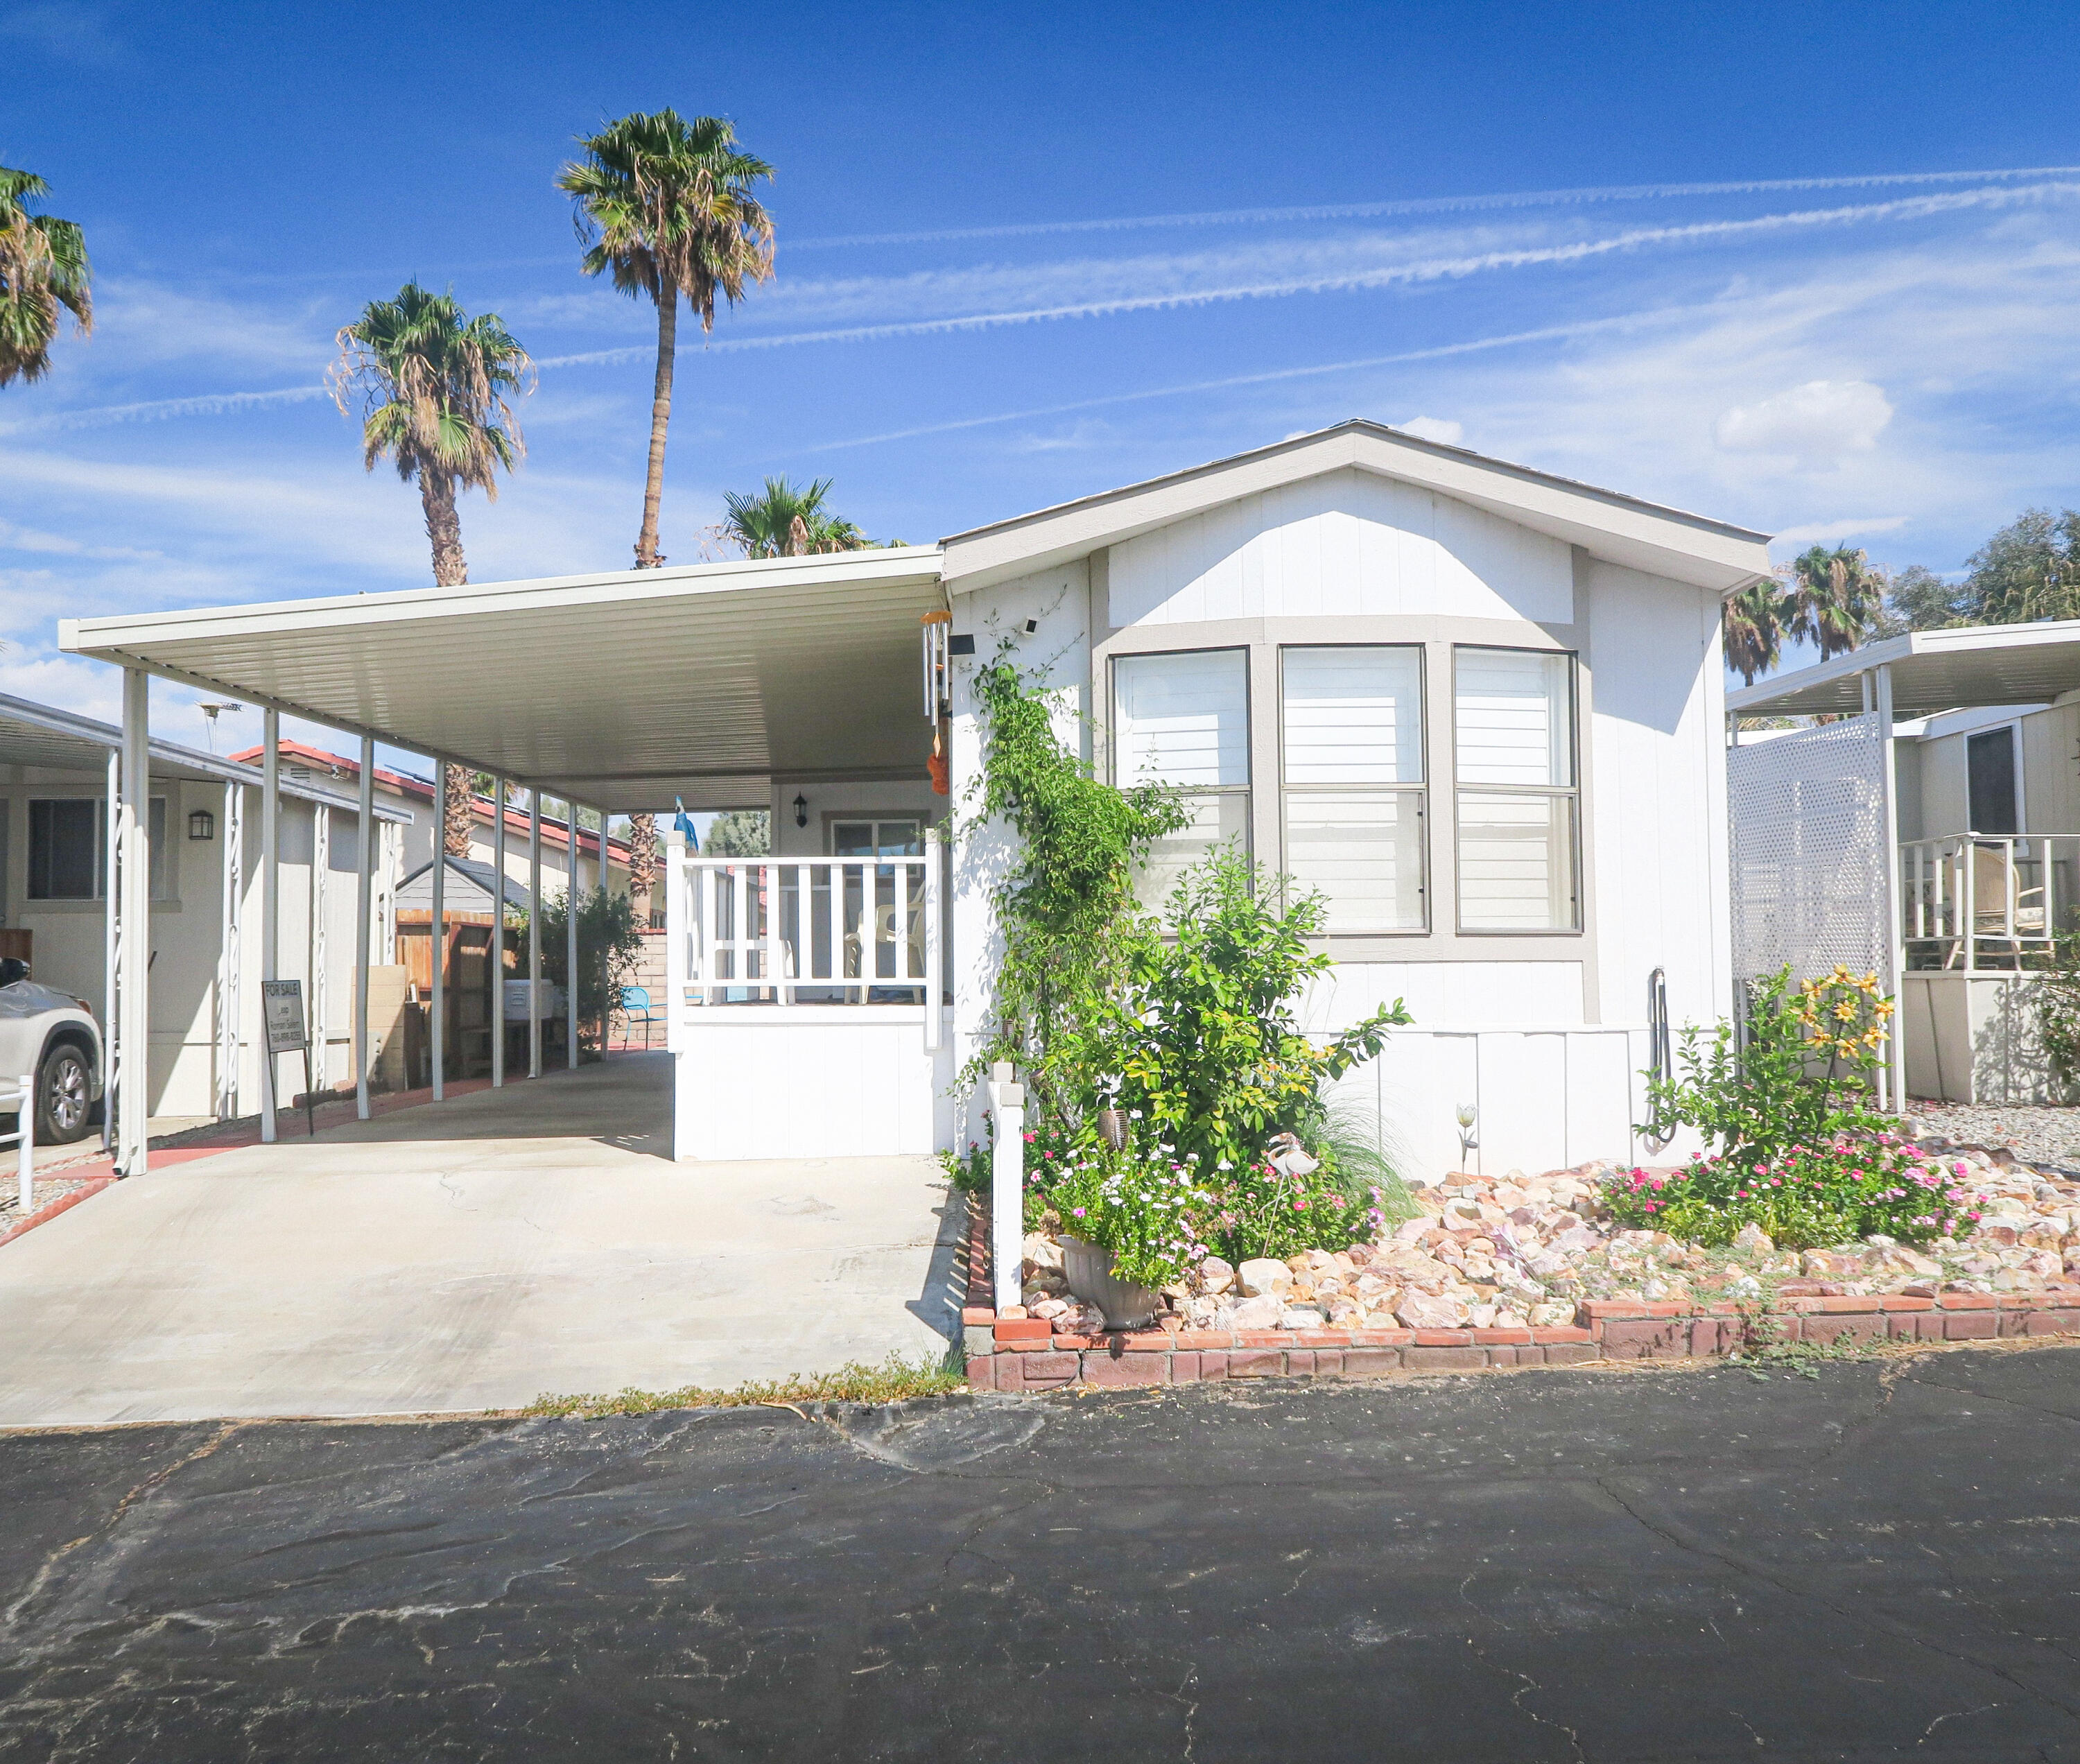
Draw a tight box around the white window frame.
[1451,646,1581,935]
[1109,646,1253,899]
[1277,643,1428,933]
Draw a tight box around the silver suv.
[0,958,102,1144]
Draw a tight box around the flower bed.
[960,1138,2080,1390]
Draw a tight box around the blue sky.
[6,0,2080,759]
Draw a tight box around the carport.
[58,547,952,1173]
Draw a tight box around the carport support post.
[566,803,579,1070]
[261,711,279,1143]
[430,766,445,1102]
[989,1064,1024,1313]
[101,749,117,1155]
[116,668,150,1177]
[491,778,505,1088]
[1875,663,1909,1113]
[528,791,541,1079]
[354,736,374,1121]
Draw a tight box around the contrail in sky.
[537,179,2080,365]
[785,164,2080,250]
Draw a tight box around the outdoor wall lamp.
[793,793,808,829]
[187,808,216,841]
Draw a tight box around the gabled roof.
[937,419,1773,596]
[396,855,532,913]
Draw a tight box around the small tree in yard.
[519,886,645,1058]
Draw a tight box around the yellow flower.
[1833,999,1857,1021]
[1873,999,1895,1019]
[1835,1038,1858,1056]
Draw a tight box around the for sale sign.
[261,980,307,1055]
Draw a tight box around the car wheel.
[37,1046,92,1145]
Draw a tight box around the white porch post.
[566,802,580,1070]
[491,778,505,1088]
[664,824,686,1059]
[261,710,279,1142]
[309,797,328,1098]
[1875,663,1908,1113]
[989,1062,1025,1313]
[431,766,445,1102]
[101,747,118,1155]
[354,736,374,1120]
[116,668,149,1177]
[215,779,242,1121]
[528,790,542,1079]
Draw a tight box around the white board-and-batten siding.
[935,465,1728,1179]
[1103,467,1574,627]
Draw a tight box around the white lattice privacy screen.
[1728,716,1890,985]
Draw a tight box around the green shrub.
[2036,934,2080,1093]
[510,885,646,1057]
[1106,847,1409,1182]
[1640,966,1891,1166]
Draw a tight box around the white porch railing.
[1902,833,2080,970]
[667,851,942,1044]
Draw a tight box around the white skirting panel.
[1901,974,2065,1105]
[674,1008,955,1161]
[1358,1025,1662,1182]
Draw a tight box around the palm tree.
[329,282,532,845]
[722,476,870,557]
[1723,580,1786,686]
[0,164,92,387]
[557,110,774,570]
[1784,544,1885,662]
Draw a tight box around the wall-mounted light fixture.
[793,793,808,829]
[187,808,216,841]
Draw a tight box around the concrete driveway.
[0,1055,962,1426]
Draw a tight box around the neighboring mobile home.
[1727,619,2080,1105]
[61,422,1772,1179]
[0,694,413,1122]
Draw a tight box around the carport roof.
[1726,620,2080,718]
[58,548,949,813]
[0,691,411,820]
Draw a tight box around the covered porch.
[60,548,958,1170]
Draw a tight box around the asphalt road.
[3,1346,2079,1762]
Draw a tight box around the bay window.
[1453,647,1579,931]
[1111,648,1249,903]
[1280,645,1425,931]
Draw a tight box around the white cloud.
[1769,514,1912,553]
[1713,379,1895,465]
[1399,415,1464,444]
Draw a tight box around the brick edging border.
[0,1176,114,1251]
[957,1197,2080,1391]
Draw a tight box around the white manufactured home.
[61,422,1770,1179]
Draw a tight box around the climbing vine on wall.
[962,654,1184,1123]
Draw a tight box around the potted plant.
[1050,1133,1213,1329]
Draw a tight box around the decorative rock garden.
[962,1136,2080,1392]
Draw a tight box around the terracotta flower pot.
[1059,1233,1159,1330]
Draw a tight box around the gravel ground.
[0,1174,96,1231]
[1906,1102,2080,1172]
